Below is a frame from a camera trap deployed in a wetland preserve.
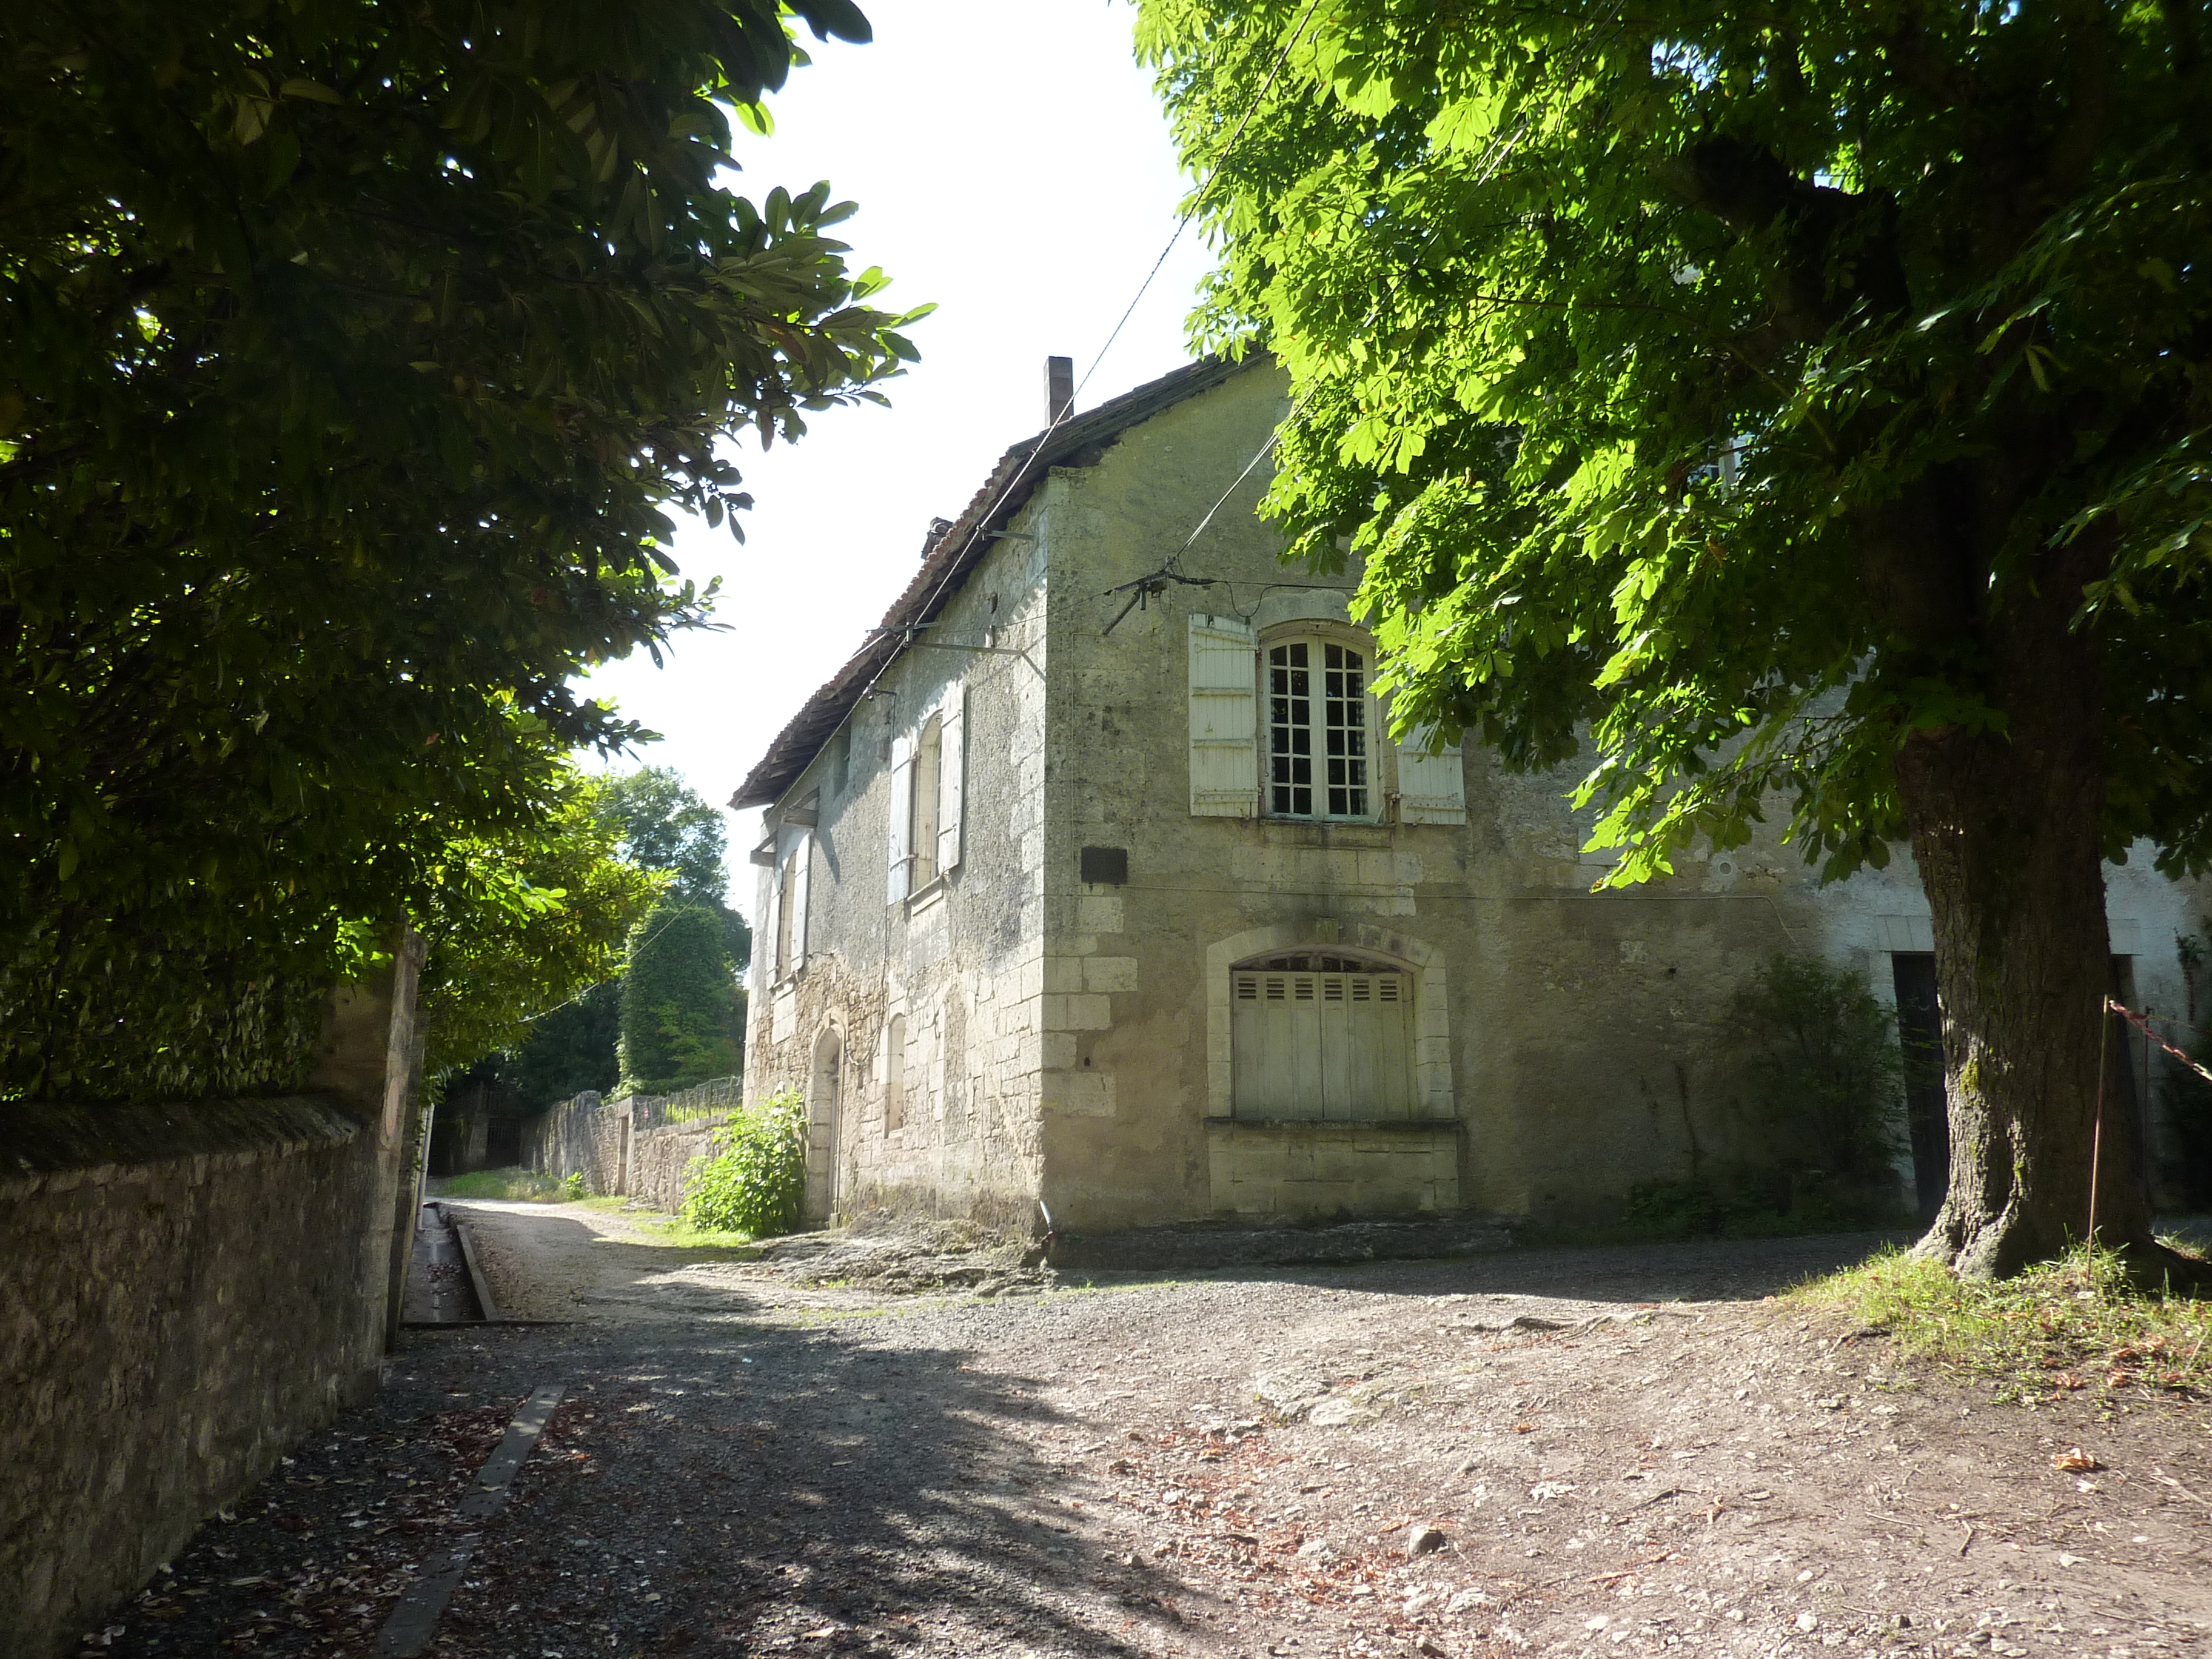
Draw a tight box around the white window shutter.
[1188,614,1258,816]
[789,831,811,967]
[886,734,913,903]
[1397,724,1468,824]
[760,859,782,980]
[936,685,965,875]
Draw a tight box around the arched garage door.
[1230,953,1416,1120]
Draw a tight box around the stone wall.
[0,945,421,1659]
[523,1088,624,1193]
[1207,1119,1461,1220]
[0,1099,386,1659]
[521,1078,741,1214]
[629,1120,722,1215]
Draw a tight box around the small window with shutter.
[887,683,965,905]
[773,829,811,981]
[1396,722,1468,825]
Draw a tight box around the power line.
[1066,0,1327,410]
[839,0,1333,716]
[1102,115,1535,628]
[516,897,703,1026]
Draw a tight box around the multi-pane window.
[1268,640,1369,817]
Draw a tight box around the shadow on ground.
[97,1308,1188,1658]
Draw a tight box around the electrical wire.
[1100,113,1535,631]
[516,896,716,1025]
[830,0,1333,719]
[907,0,1330,625]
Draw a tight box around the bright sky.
[579,0,1216,916]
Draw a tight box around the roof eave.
[729,354,1253,813]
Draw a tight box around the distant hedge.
[617,902,740,1096]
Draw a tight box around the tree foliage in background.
[495,980,625,1110]
[1718,954,1905,1187]
[595,765,753,967]
[2,0,916,1097]
[1140,0,2212,1279]
[418,769,665,1079]
[618,902,742,1094]
[682,1087,806,1236]
[461,766,747,1111]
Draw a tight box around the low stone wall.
[522,1088,625,1194]
[521,1078,739,1213]
[0,1096,386,1659]
[1206,1118,1462,1219]
[629,1120,722,1214]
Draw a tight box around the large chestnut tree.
[1139,0,2212,1277]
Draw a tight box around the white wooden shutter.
[886,734,913,902]
[936,685,965,875]
[1232,969,1415,1121]
[1397,724,1467,824]
[1188,614,1258,816]
[788,831,811,968]
[760,860,782,982]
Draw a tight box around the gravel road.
[88,1204,2212,1659]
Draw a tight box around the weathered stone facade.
[734,358,2207,1235]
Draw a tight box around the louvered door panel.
[1232,969,1414,1119]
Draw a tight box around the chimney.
[1044,355,1074,426]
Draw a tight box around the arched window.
[1267,638,1370,819]
[806,1028,843,1221]
[885,1013,907,1133]
[1230,949,1415,1119]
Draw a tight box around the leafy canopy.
[418,769,666,1079]
[597,766,736,908]
[1138,0,2212,882]
[489,980,624,1112]
[2,0,917,1093]
[618,900,743,1095]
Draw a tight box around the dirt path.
[98,1210,2212,1659]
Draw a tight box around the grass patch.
[1788,1242,2212,1406]
[628,1212,760,1251]
[430,1167,581,1203]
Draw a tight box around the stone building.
[732,356,2205,1234]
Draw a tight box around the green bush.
[1720,953,1906,1185]
[1621,1168,1912,1241]
[682,1090,806,1238]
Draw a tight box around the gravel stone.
[83,1204,2212,1659]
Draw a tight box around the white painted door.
[1230,970,1415,1119]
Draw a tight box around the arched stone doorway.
[805,1027,842,1225]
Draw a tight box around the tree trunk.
[1891,567,2176,1281]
